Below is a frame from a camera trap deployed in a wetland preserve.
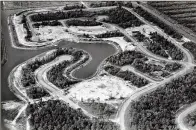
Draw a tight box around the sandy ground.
[103,37,135,51]
[69,25,115,35]
[125,24,156,38]
[34,26,78,42]
[67,75,137,103]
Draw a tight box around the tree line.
[30,9,93,22]
[33,20,62,28]
[80,101,117,119]
[103,7,143,28]
[148,32,184,60]
[90,1,119,8]
[26,100,119,130]
[185,111,196,128]
[95,31,124,38]
[47,49,89,89]
[21,15,32,41]
[66,19,102,27]
[129,67,196,130]
[63,4,84,10]
[104,65,149,87]
[26,87,49,99]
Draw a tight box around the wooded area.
[129,67,196,130]
[26,100,119,130]
[104,65,149,87]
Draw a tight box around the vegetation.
[1,33,7,66]
[133,31,146,42]
[30,10,94,22]
[79,101,117,118]
[133,6,182,39]
[26,100,119,130]
[106,50,181,79]
[47,61,79,89]
[21,48,86,98]
[165,62,182,72]
[30,7,142,28]
[63,4,84,10]
[2,108,19,121]
[90,1,119,8]
[90,1,133,8]
[96,31,124,38]
[103,7,143,28]
[26,87,49,99]
[104,65,149,87]
[106,50,145,66]
[186,111,196,128]
[129,67,196,130]
[33,20,62,28]
[147,32,184,60]
[183,42,196,61]
[66,19,102,27]
[21,15,32,41]
[47,49,89,89]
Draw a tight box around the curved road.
[177,102,196,130]
[109,6,196,130]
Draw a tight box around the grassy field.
[148,1,196,33]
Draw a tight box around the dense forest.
[63,4,84,10]
[26,87,49,99]
[147,32,184,60]
[133,31,146,42]
[106,50,145,66]
[21,15,32,41]
[185,111,196,128]
[30,7,143,29]
[90,1,133,9]
[96,31,124,38]
[66,19,102,26]
[104,65,149,87]
[30,9,94,22]
[47,50,89,89]
[33,20,62,28]
[47,61,79,89]
[1,33,7,66]
[103,7,143,28]
[90,1,119,8]
[129,67,196,130]
[80,101,117,118]
[133,6,182,39]
[26,100,119,130]
[183,42,196,61]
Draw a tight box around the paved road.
[108,6,196,130]
[176,102,196,130]
[35,54,95,118]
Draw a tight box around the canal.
[1,9,117,102]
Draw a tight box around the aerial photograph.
[1,1,196,130]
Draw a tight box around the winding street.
[110,6,196,130]
[6,4,196,130]
[176,102,196,130]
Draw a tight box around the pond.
[1,9,117,102]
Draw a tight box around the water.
[1,9,117,102]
